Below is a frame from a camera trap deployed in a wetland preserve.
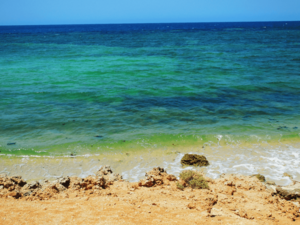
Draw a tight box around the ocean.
[0,21,300,184]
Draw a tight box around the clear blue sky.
[0,0,299,25]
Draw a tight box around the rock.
[180,154,209,167]
[10,176,27,187]
[55,183,67,192]
[266,181,276,185]
[40,176,71,193]
[27,181,42,189]
[96,166,122,185]
[0,175,24,191]
[166,174,177,181]
[276,187,300,200]
[57,176,70,188]
[139,177,155,187]
[80,176,105,190]
[96,166,113,176]
[6,191,21,199]
[251,174,265,182]
[139,167,177,187]
[21,181,41,196]
[69,177,83,190]
[41,180,65,193]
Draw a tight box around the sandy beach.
[1,165,300,224]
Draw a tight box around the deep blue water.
[1,21,300,34]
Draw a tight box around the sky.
[0,0,299,25]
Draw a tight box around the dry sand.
[0,167,300,225]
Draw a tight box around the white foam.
[1,143,300,186]
[121,145,300,186]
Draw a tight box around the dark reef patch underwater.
[0,21,300,184]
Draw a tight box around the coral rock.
[57,176,70,188]
[6,191,22,199]
[139,167,177,187]
[96,166,122,185]
[80,176,106,190]
[21,181,41,196]
[276,187,300,200]
[139,177,155,187]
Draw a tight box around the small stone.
[187,203,196,209]
[6,191,21,199]
[210,208,224,217]
[139,178,155,187]
[224,181,235,186]
[266,181,276,185]
[55,183,67,192]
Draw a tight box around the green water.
[0,23,300,157]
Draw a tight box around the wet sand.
[1,141,300,185]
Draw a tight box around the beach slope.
[0,167,299,224]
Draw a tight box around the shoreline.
[1,140,300,185]
[2,133,300,156]
[0,166,300,224]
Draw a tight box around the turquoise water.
[0,22,300,158]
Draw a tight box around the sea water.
[0,22,300,184]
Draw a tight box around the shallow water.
[0,22,300,183]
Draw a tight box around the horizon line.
[0,20,299,27]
